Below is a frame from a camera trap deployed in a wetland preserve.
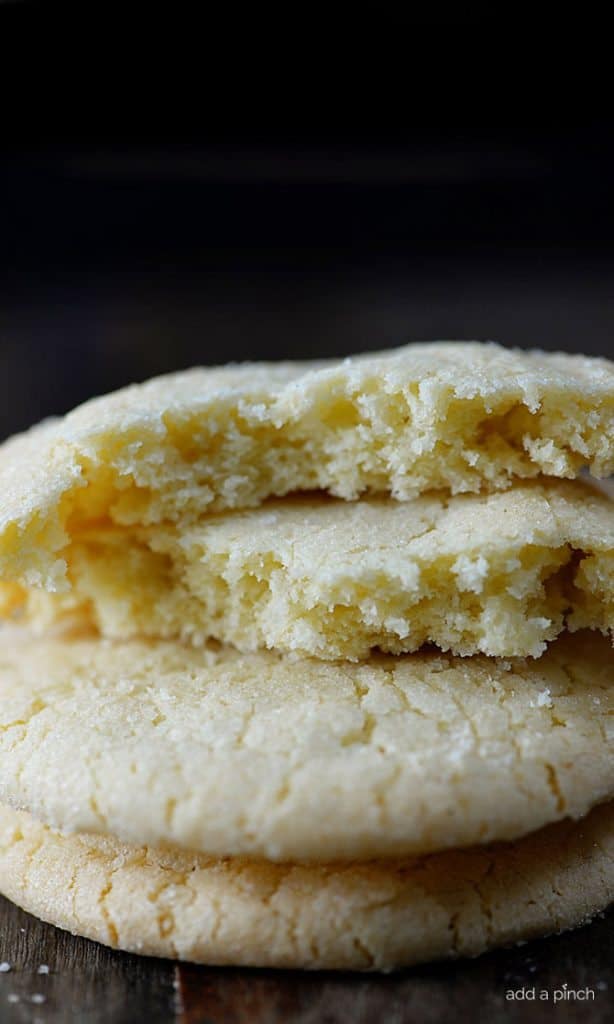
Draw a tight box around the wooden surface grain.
[1,896,612,1023]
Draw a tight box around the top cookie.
[0,342,612,589]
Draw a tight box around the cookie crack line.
[97,875,119,947]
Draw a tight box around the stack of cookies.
[0,341,612,970]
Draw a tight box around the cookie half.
[1,342,612,591]
[1,800,612,970]
[7,478,613,659]
[0,628,612,861]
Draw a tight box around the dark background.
[1,15,613,444]
[1,16,614,1022]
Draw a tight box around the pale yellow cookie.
[0,628,612,861]
[8,478,613,659]
[0,342,612,591]
[0,800,612,970]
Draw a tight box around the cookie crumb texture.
[0,629,612,861]
[0,801,613,970]
[7,479,614,659]
[0,343,613,591]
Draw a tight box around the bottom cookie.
[0,801,613,971]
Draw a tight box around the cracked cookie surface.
[0,342,612,592]
[0,800,613,970]
[0,627,612,861]
[6,478,613,659]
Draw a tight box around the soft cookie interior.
[1,343,613,592]
[4,478,613,659]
